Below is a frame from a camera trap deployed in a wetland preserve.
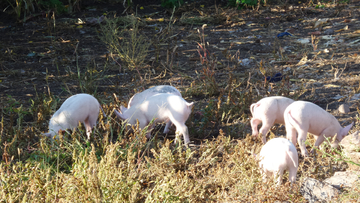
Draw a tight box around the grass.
[1,76,359,201]
[1,6,360,202]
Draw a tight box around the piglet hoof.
[261,137,267,144]
[310,148,318,156]
[302,153,309,158]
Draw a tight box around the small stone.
[300,178,340,203]
[340,131,360,152]
[324,29,334,35]
[324,171,360,189]
[340,131,360,171]
[338,103,350,114]
[346,152,360,171]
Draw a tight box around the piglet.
[122,85,182,134]
[284,101,353,157]
[44,93,105,139]
[127,85,181,108]
[114,93,193,144]
[250,96,294,143]
[259,137,298,185]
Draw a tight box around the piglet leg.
[173,121,190,145]
[297,130,309,157]
[289,168,297,185]
[258,118,275,143]
[276,170,284,186]
[84,117,92,140]
[310,134,326,154]
[250,118,261,137]
[163,121,173,134]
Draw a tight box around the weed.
[38,0,67,13]
[196,25,219,96]
[228,0,260,9]
[63,51,110,95]
[161,0,183,9]
[99,17,150,82]
[311,34,319,51]
[309,137,360,168]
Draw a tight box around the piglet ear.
[341,122,354,136]
[338,122,354,141]
[114,109,127,120]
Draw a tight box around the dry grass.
[0,106,358,202]
[1,8,360,202]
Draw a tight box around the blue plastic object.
[277,32,292,38]
[266,73,283,82]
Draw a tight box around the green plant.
[228,0,259,9]
[5,0,36,21]
[63,50,111,95]
[195,25,219,97]
[29,93,58,126]
[66,0,82,13]
[99,17,150,80]
[38,0,66,13]
[161,0,183,9]
[308,137,360,168]
[124,0,132,7]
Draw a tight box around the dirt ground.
[1,0,360,138]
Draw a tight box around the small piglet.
[284,101,353,157]
[122,85,182,134]
[114,93,193,144]
[250,96,294,143]
[259,137,298,185]
[127,85,181,108]
[44,93,104,139]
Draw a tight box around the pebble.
[324,29,334,35]
[338,103,350,114]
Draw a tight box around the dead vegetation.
[1,0,360,201]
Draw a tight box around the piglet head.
[114,108,128,120]
[42,132,53,138]
[120,106,128,113]
[332,122,354,148]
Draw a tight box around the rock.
[346,152,360,171]
[324,29,334,35]
[340,131,360,153]
[340,131,360,171]
[324,171,360,189]
[300,178,340,203]
[297,38,310,44]
[314,18,329,28]
[338,103,350,114]
[351,93,360,100]
[238,58,251,66]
